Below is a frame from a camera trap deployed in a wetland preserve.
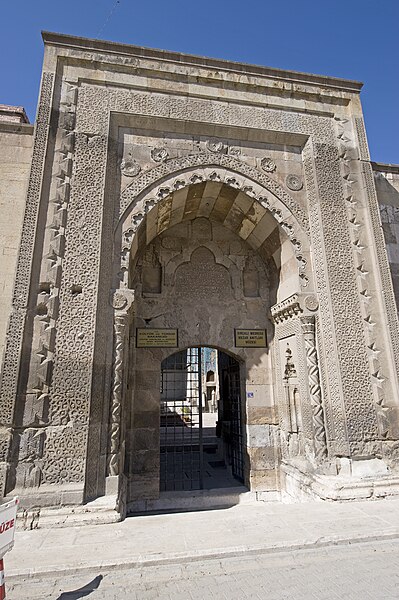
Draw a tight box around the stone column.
[106,290,134,516]
[301,316,327,459]
[108,314,128,476]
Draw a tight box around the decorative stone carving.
[151,147,169,163]
[260,157,277,173]
[78,82,335,144]
[274,321,312,443]
[120,153,309,233]
[108,288,134,476]
[302,139,348,455]
[8,47,399,511]
[304,295,319,311]
[229,147,241,157]
[109,314,128,476]
[313,142,378,448]
[301,316,327,459]
[120,157,141,177]
[284,344,297,379]
[205,139,225,153]
[41,427,87,484]
[363,165,399,382]
[119,161,312,292]
[286,174,303,191]
[0,72,55,427]
[111,291,128,311]
[354,117,370,162]
[270,294,303,323]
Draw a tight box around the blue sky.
[1,0,398,163]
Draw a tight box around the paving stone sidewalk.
[6,496,399,581]
[8,539,399,599]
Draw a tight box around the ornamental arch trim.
[119,152,309,232]
[117,157,313,291]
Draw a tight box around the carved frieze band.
[24,83,78,428]
[362,162,399,387]
[314,142,378,447]
[335,117,396,447]
[301,316,327,459]
[48,130,109,429]
[270,294,303,323]
[354,117,370,162]
[0,72,55,425]
[302,139,349,455]
[77,83,335,145]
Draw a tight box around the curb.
[6,529,399,581]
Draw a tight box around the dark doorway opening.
[160,347,244,492]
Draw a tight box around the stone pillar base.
[281,461,399,502]
[10,477,127,529]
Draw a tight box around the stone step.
[127,486,256,514]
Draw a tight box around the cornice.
[41,31,363,94]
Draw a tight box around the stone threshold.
[127,486,259,515]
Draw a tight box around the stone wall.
[0,121,33,365]
[374,163,399,310]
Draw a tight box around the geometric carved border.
[0,72,55,425]
[362,162,399,387]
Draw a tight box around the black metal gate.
[219,352,244,482]
[160,347,243,492]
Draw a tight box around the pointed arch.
[116,159,312,292]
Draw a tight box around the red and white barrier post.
[0,557,6,600]
[0,497,19,600]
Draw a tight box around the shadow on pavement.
[56,574,103,599]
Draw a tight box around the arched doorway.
[160,347,243,492]
[121,176,310,511]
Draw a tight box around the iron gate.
[219,352,244,482]
[160,347,243,491]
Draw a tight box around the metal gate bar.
[160,347,243,492]
[160,348,203,491]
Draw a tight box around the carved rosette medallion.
[206,139,225,153]
[151,147,169,163]
[304,295,319,311]
[112,292,128,311]
[120,158,141,177]
[260,157,277,173]
[286,174,303,191]
[110,289,135,313]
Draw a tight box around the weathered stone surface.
[1,32,399,518]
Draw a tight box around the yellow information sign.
[234,329,267,348]
[136,328,178,348]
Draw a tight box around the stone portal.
[1,32,399,523]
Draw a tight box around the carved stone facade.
[1,32,399,520]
